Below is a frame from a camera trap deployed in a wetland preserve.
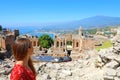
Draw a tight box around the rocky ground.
[1,35,120,80]
[35,50,104,80]
[0,58,14,80]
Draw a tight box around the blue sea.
[7,26,54,39]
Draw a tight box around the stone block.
[114,77,120,80]
[104,76,114,80]
[104,68,117,76]
[105,60,119,69]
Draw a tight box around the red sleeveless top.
[10,64,36,80]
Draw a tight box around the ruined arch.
[61,42,62,46]
[76,42,79,47]
[57,41,59,47]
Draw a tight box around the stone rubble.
[0,58,14,80]
[98,36,120,80]
[34,50,104,80]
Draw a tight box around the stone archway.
[57,41,59,47]
[76,42,79,47]
[61,42,62,46]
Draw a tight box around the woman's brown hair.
[12,38,36,75]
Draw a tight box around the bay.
[7,26,54,39]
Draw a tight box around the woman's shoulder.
[10,64,26,78]
[10,64,36,80]
[12,64,25,73]
[10,64,24,80]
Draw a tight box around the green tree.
[87,29,97,34]
[0,25,2,31]
[39,34,53,48]
[67,41,72,45]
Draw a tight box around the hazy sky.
[0,0,120,26]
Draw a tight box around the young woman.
[10,38,36,80]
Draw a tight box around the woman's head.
[12,38,33,61]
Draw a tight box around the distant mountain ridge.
[42,15,120,30]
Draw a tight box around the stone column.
[74,40,76,48]
[59,41,61,48]
[36,41,37,46]
[62,40,64,47]
[72,40,74,49]
[65,39,67,50]
[0,37,1,48]
[3,38,6,49]
[32,41,34,47]
[54,40,56,47]
[79,39,82,52]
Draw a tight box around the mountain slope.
[42,16,120,30]
[77,15,120,28]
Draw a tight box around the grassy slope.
[96,40,113,51]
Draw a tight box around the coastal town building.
[96,27,118,38]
